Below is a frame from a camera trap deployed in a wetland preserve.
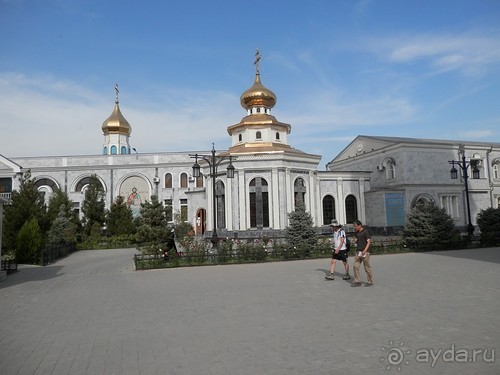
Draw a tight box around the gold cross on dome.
[254,49,261,73]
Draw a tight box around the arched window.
[249,177,269,228]
[121,146,127,155]
[215,180,226,229]
[180,173,188,188]
[103,146,107,155]
[322,195,335,225]
[75,176,104,192]
[164,173,172,188]
[294,177,306,208]
[345,195,358,224]
[411,194,435,209]
[196,173,204,188]
[238,134,242,142]
[276,132,280,140]
[34,178,60,192]
[386,160,395,179]
[492,161,499,179]
[256,131,262,140]
[110,145,117,155]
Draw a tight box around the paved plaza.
[0,247,499,375]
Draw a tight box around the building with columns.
[0,57,369,240]
[2,55,498,243]
[327,135,500,234]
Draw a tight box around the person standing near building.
[351,220,373,287]
[325,219,350,281]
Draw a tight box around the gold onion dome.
[240,71,276,110]
[101,91,132,136]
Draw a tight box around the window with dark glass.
[345,195,358,224]
[180,173,188,188]
[256,131,262,140]
[164,173,172,188]
[215,180,226,229]
[294,178,306,207]
[322,195,335,225]
[249,177,269,228]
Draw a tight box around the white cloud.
[369,31,500,77]
[0,73,242,157]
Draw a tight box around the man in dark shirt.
[351,220,373,287]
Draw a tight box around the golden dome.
[101,101,132,136]
[240,71,277,110]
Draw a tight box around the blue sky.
[1,0,499,166]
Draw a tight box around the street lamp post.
[190,144,235,246]
[448,147,479,237]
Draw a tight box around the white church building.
[1,56,499,242]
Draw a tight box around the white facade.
[0,67,369,239]
[327,135,500,234]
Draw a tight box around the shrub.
[476,207,500,246]
[402,201,461,250]
[16,218,42,264]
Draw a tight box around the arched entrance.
[195,208,206,235]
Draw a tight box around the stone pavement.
[0,247,498,375]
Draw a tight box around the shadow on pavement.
[421,247,500,264]
[0,265,64,288]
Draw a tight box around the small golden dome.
[101,101,132,136]
[240,71,277,110]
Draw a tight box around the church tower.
[227,50,292,154]
[101,84,132,155]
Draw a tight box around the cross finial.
[115,82,119,103]
[254,49,261,74]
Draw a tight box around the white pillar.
[238,170,246,230]
[271,168,280,229]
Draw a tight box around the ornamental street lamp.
[190,143,235,246]
[448,147,479,237]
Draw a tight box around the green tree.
[16,217,42,264]
[81,175,106,237]
[106,195,136,236]
[476,207,500,246]
[2,170,47,252]
[135,195,171,253]
[46,190,72,225]
[402,201,460,250]
[46,205,78,249]
[285,201,318,254]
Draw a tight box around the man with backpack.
[325,219,351,280]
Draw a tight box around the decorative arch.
[116,174,150,218]
[73,175,106,193]
[411,193,435,208]
[34,177,60,193]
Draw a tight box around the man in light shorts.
[325,219,350,281]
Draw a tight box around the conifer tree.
[106,195,136,236]
[476,207,500,246]
[81,175,106,237]
[135,195,171,253]
[16,217,42,264]
[46,205,78,249]
[402,201,460,250]
[285,201,318,253]
[2,170,47,252]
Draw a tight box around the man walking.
[325,219,350,281]
[351,220,373,287]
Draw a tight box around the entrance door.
[195,208,206,235]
